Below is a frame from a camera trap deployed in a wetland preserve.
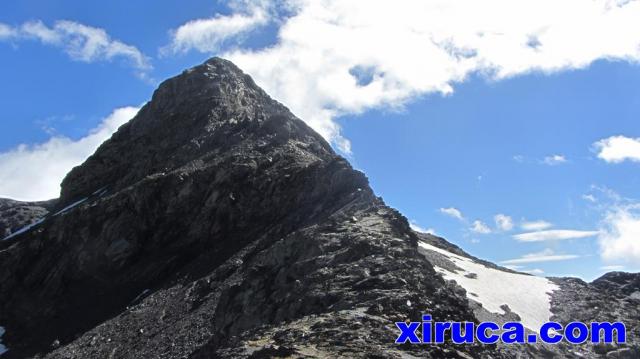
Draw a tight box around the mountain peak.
[59,57,333,204]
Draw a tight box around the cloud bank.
[168,0,640,151]
[0,107,139,201]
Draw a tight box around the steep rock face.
[0,58,494,359]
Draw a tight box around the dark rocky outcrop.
[0,58,637,358]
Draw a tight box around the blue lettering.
[395,322,421,344]
[422,315,432,343]
[434,322,452,343]
[501,322,525,343]
[451,322,475,344]
[591,322,626,344]
[565,322,589,344]
[476,322,500,344]
[540,322,563,344]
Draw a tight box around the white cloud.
[440,207,464,220]
[520,220,553,231]
[594,135,640,163]
[0,107,139,201]
[165,1,270,54]
[494,214,514,231]
[471,220,491,234]
[0,20,150,72]
[160,0,640,151]
[502,248,580,265]
[542,154,567,165]
[598,204,640,263]
[582,194,597,203]
[513,229,599,242]
[0,23,17,39]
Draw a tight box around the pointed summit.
[60,57,332,203]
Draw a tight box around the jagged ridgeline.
[0,58,637,359]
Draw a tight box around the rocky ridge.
[0,58,637,359]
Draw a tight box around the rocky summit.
[0,58,638,359]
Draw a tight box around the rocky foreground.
[0,58,637,358]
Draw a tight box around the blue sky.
[1,0,640,280]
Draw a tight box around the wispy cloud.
[542,154,567,165]
[440,207,464,220]
[471,220,491,234]
[164,1,271,54]
[520,220,553,231]
[0,23,17,39]
[494,214,514,231]
[0,107,139,201]
[502,249,580,265]
[163,0,640,151]
[0,20,151,74]
[513,229,599,242]
[594,135,640,163]
[512,155,525,163]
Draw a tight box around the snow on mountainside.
[418,240,559,332]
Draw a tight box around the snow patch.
[92,187,108,197]
[53,197,88,216]
[418,241,559,332]
[0,326,7,356]
[1,218,45,241]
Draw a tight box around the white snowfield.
[418,241,559,332]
